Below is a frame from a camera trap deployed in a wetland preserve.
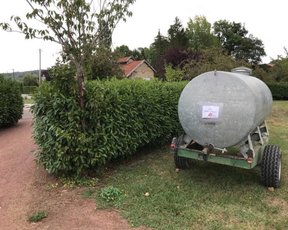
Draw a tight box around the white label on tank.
[202,106,219,119]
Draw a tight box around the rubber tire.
[174,135,192,169]
[261,145,282,188]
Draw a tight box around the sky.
[0,0,288,73]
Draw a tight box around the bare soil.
[0,109,147,230]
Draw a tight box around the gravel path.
[0,109,146,230]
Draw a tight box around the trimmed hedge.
[0,78,23,127]
[267,82,288,100]
[33,80,186,175]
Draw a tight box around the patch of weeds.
[28,211,47,223]
[100,186,122,202]
[46,182,59,190]
[61,176,98,188]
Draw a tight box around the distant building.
[41,69,51,81]
[117,56,156,80]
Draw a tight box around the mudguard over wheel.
[174,135,192,169]
[261,145,282,188]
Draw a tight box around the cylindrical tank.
[178,71,273,148]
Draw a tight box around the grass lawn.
[91,101,288,230]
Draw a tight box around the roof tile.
[120,60,143,76]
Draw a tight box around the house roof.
[117,56,133,64]
[120,60,144,77]
[118,57,156,77]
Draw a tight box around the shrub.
[100,186,122,202]
[165,64,184,82]
[0,78,23,127]
[266,82,288,100]
[32,80,186,175]
[23,74,39,86]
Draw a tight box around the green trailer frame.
[171,121,282,188]
[176,145,265,170]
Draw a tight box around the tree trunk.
[75,63,86,131]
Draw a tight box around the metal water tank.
[178,71,273,148]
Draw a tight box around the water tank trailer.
[171,70,282,188]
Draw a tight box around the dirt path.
[0,109,146,230]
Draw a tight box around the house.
[117,56,156,80]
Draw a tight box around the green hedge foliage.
[0,78,23,127]
[266,82,288,100]
[33,80,186,175]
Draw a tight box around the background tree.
[114,45,148,60]
[268,48,288,82]
[252,65,271,82]
[97,19,112,48]
[114,45,133,57]
[131,47,147,60]
[186,15,219,51]
[1,0,135,129]
[23,73,38,86]
[213,20,266,65]
[182,47,249,80]
[149,31,169,78]
[167,17,189,48]
[164,47,201,69]
[88,46,122,80]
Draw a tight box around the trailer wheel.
[261,145,282,188]
[174,135,192,169]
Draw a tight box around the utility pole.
[38,49,42,85]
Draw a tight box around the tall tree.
[114,45,148,60]
[167,17,189,48]
[213,20,266,65]
[186,15,219,51]
[151,30,169,56]
[114,45,133,57]
[1,0,135,129]
[97,19,112,48]
[149,30,169,77]
[131,47,147,60]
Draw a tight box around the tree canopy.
[141,16,268,79]
[213,20,266,65]
[1,0,135,130]
[167,17,189,48]
[4,5,287,83]
[186,15,219,51]
[269,48,288,82]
